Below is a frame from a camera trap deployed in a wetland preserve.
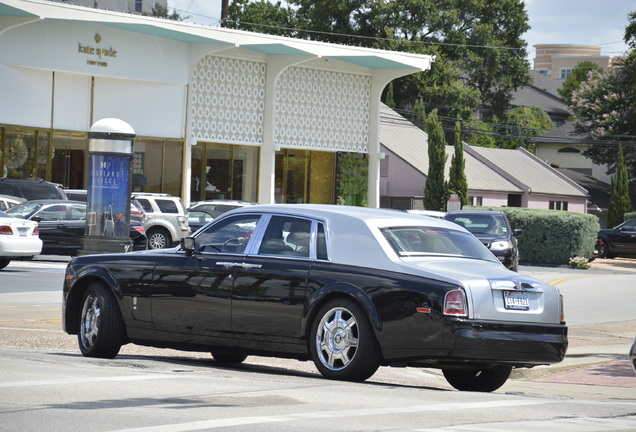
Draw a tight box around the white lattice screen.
[190,56,371,153]
[275,67,370,153]
[190,56,266,144]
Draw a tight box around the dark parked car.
[61,205,567,392]
[63,189,146,223]
[7,200,147,255]
[596,218,636,258]
[444,210,523,271]
[0,178,67,201]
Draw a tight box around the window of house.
[468,196,483,206]
[549,200,568,211]
[558,147,581,154]
[560,69,572,79]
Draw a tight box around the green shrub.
[463,206,600,266]
[624,212,636,221]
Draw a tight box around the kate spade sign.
[78,34,117,67]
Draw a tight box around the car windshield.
[0,210,10,218]
[5,201,45,219]
[445,214,508,235]
[380,226,498,262]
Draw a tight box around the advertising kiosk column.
[81,118,136,255]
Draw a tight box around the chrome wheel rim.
[315,307,359,371]
[149,233,167,249]
[80,293,100,349]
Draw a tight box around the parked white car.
[132,193,189,249]
[0,210,42,270]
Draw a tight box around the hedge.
[464,206,600,266]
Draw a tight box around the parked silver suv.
[132,193,189,249]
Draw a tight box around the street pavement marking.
[112,400,548,432]
[415,415,636,431]
[548,274,602,285]
[0,374,176,388]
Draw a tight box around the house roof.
[510,71,571,118]
[467,146,588,198]
[0,0,434,72]
[380,105,522,193]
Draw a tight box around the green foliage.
[385,82,396,108]
[230,0,532,121]
[557,61,603,105]
[498,106,553,151]
[144,4,186,20]
[337,153,368,206]
[448,122,468,206]
[607,145,633,228]
[424,110,448,211]
[466,206,600,265]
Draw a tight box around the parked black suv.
[0,178,67,201]
[445,210,523,271]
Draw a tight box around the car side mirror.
[180,237,195,256]
[513,228,523,237]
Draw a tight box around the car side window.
[36,205,67,221]
[195,214,260,254]
[258,216,312,258]
[155,199,181,214]
[623,219,636,231]
[70,205,87,221]
[135,198,153,213]
[317,222,328,260]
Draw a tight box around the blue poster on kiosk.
[86,154,130,238]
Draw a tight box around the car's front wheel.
[147,228,171,249]
[78,281,123,359]
[597,239,614,259]
[309,298,381,382]
[0,258,10,270]
[442,365,512,392]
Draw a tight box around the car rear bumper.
[446,319,568,366]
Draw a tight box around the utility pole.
[221,0,229,27]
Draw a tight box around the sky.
[168,0,635,61]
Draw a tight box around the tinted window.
[381,226,497,262]
[135,198,153,213]
[20,183,60,200]
[36,205,68,221]
[0,184,16,196]
[70,205,87,221]
[317,223,328,260]
[259,216,311,257]
[446,214,509,235]
[195,214,260,254]
[155,199,180,214]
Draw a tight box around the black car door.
[612,219,636,253]
[31,204,71,254]
[150,214,262,342]
[230,215,313,350]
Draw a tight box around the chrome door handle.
[216,262,262,269]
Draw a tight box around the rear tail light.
[133,226,146,234]
[444,289,467,317]
[560,294,565,323]
[178,216,189,231]
[32,226,40,236]
[0,225,13,235]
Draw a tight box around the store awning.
[0,0,434,72]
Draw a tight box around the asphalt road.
[0,256,635,431]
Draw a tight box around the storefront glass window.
[3,131,35,180]
[36,133,50,181]
[163,141,183,197]
[132,139,183,195]
[51,134,87,189]
[275,150,335,204]
[190,143,259,203]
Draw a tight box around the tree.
[607,145,633,228]
[498,106,553,151]
[227,0,297,36]
[448,122,468,206]
[384,82,396,108]
[558,61,603,105]
[145,4,186,20]
[229,0,532,120]
[424,109,448,211]
[568,10,636,179]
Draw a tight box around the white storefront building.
[0,0,433,207]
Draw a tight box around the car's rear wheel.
[78,281,123,359]
[147,228,170,249]
[211,353,248,364]
[0,259,10,270]
[309,298,380,382]
[442,365,512,392]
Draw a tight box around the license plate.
[18,227,28,237]
[503,290,529,310]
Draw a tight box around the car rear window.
[20,183,63,200]
[155,199,182,214]
[381,226,497,262]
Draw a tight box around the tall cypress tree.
[607,144,633,227]
[385,82,396,108]
[424,109,448,211]
[448,122,468,207]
